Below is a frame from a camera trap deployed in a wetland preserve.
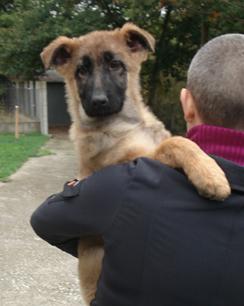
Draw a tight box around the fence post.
[15,105,19,139]
[35,81,48,135]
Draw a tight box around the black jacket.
[31,157,244,306]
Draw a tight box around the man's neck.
[187,124,244,166]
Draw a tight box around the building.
[0,70,70,135]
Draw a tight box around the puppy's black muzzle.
[82,91,123,118]
[90,93,110,115]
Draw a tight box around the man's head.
[180,34,244,131]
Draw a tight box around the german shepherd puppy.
[41,23,230,304]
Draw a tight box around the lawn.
[0,133,50,181]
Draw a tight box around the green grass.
[0,133,50,181]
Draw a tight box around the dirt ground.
[0,135,85,305]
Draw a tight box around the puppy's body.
[42,24,230,305]
[69,106,169,178]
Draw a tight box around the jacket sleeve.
[30,162,133,257]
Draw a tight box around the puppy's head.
[41,23,155,120]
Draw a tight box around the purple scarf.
[187,124,244,166]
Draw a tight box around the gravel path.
[0,135,84,306]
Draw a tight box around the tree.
[0,0,107,79]
[128,0,244,132]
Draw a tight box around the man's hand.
[67,179,80,187]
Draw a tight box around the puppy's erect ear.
[120,23,155,53]
[41,36,77,69]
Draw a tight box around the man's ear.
[41,36,77,69]
[180,88,203,128]
[180,88,195,121]
[120,23,155,54]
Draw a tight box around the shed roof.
[38,70,64,83]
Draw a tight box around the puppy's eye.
[109,60,123,70]
[77,65,89,77]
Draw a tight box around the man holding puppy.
[31,34,244,306]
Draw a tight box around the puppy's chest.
[80,132,118,159]
[80,120,168,157]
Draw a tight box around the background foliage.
[0,0,243,133]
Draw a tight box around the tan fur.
[41,23,231,305]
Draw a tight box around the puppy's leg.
[152,136,231,201]
[78,237,104,305]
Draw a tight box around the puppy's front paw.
[153,136,231,201]
[188,156,231,201]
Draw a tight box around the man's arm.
[30,162,133,257]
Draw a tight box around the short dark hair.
[187,34,244,129]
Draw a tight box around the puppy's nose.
[92,94,109,108]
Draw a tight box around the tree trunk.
[201,20,209,46]
[148,5,172,109]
